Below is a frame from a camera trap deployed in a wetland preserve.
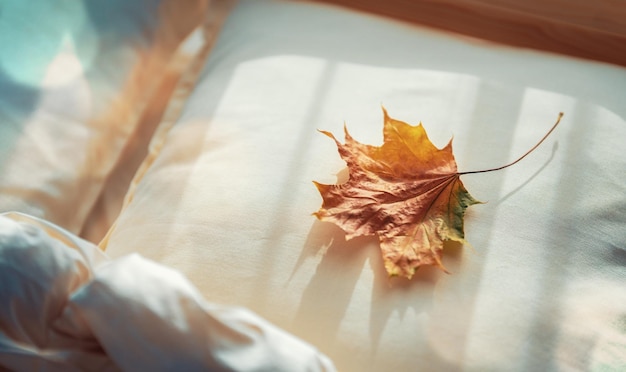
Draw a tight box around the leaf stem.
[458,112,563,176]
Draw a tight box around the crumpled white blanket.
[0,212,335,372]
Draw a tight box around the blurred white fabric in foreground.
[0,212,335,372]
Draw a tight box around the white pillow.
[79,0,238,243]
[0,0,208,234]
[103,1,626,371]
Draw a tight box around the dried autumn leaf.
[313,108,480,279]
[314,109,563,279]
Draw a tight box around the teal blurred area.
[0,0,162,114]
[0,0,185,231]
[0,0,165,167]
[0,1,90,87]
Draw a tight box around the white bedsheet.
[0,212,335,371]
[101,1,626,371]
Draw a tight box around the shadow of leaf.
[292,220,466,359]
[495,141,559,205]
[290,220,379,347]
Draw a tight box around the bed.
[2,0,625,371]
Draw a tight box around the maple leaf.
[313,108,479,278]
[314,108,563,279]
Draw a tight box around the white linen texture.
[0,212,335,372]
